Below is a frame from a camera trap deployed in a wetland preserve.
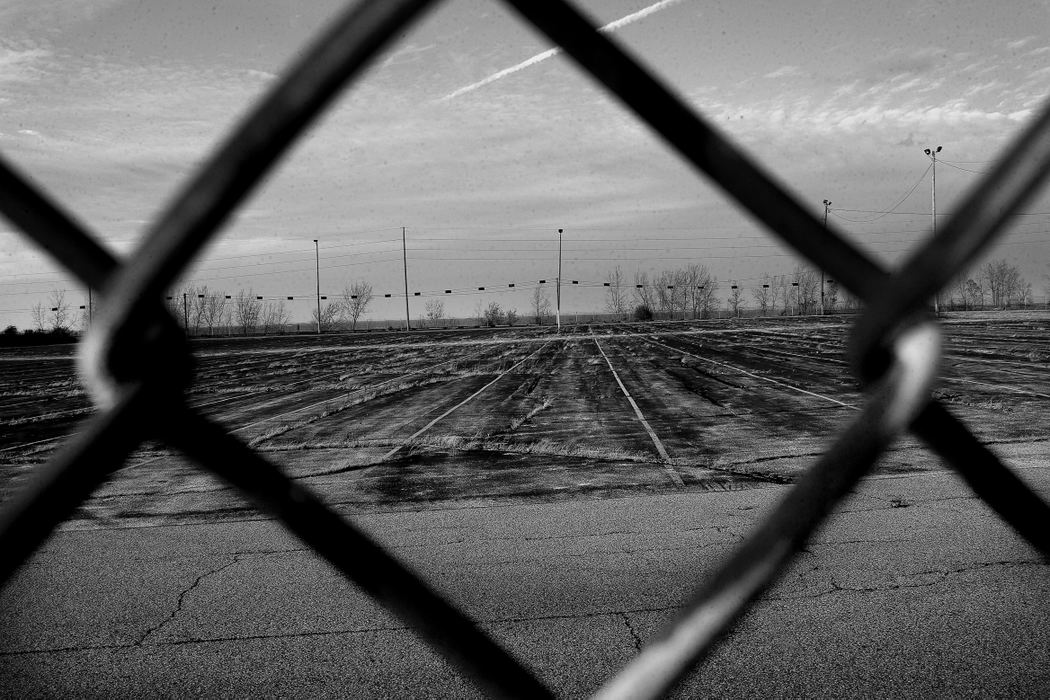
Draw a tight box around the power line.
[830,163,932,223]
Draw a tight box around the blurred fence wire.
[1,0,1048,697]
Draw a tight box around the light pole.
[313,239,321,334]
[556,228,563,332]
[402,226,410,331]
[924,146,942,314]
[821,199,831,315]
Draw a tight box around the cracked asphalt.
[2,465,1048,698]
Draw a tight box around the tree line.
[13,257,1047,335]
[165,281,376,334]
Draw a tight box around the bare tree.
[728,283,743,317]
[505,308,518,326]
[751,279,771,316]
[483,301,504,327]
[793,265,819,314]
[531,285,552,325]
[201,291,227,336]
[187,285,210,335]
[682,264,717,318]
[654,270,678,318]
[604,266,630,317]
[684,266,718,319]
[424,298,445,327]
[339,281,374,330]
[982,259,1029,307]
[30,302,47,331]
[312,302,340,332]
[633,271,658,315]
[46,290,72,331]
[260,300,289,334]
[768,275,785,315]
[234,290,261,334]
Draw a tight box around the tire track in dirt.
[381,341,552,460]
[641,334,858,410]
[227,346,490,436]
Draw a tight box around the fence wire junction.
[2,1,1050,697]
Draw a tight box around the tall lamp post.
[924,146,942,314]
[313,238,321,334]
[556,228,563,332]
[821,199,832,315]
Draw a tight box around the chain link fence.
[2,1,1049,697]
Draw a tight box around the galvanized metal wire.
[1,0,1048,697]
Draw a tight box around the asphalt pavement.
[2,462,1048,698]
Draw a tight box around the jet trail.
[438,0,685,102]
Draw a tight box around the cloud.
[1006,36,1037,50]
[0,43,52,85]
[438,0,686,102]
[764,65,803,80]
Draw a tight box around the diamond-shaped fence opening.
[1,1,1049,698]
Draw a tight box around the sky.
[1,0,1049,327]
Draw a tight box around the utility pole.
[821,199,831,315]
[402,226,410,331]
[556,228,563,332]
[182,292,188,331]
[87,287,92,325]
[313,239,321,334]
[924,146,942,314]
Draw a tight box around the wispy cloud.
[438,0,686,102]
[764,65,803,80]
[1006,36,1037,50]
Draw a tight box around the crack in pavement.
[136,555,243,646]
[1,604,690,658]
[620,611,644,652]
[767,559,1048,602]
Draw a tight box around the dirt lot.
[1,312,1048,528]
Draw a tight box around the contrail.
[438,0,685,102]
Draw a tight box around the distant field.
[2,312,1048,528]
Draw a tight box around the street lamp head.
[924,148,931,155]
[936,145,942,153]
[558,228,563,234]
